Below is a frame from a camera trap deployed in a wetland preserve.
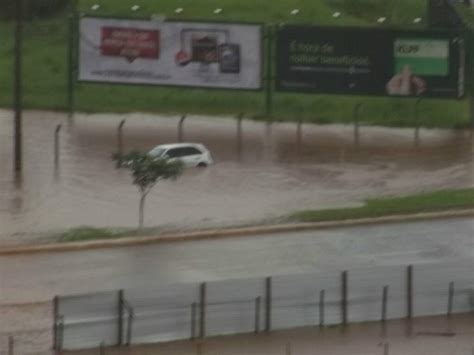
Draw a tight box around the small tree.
[113,151,183,229]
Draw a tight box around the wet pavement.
[0,109,473,245]
[1,218,473,305]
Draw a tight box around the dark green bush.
[0,0,69,20]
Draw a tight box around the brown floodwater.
[0,109,472,245]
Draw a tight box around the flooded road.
[0,109,472,245]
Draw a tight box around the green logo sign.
[394,39,449,76]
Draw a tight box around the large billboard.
[79,17,262,90]
[276,26,465,98]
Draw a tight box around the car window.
[183,147,202,156]
[166,148,181,158]
[166,147,202,158]
[149,147,166,157]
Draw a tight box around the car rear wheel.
[197,162,208,168]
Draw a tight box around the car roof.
[152,143,205,150]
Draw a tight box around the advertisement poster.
[79,17,262,90]
[276,26,464,98]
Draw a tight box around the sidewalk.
[63,314,474,355]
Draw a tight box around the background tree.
[113,151,183,229]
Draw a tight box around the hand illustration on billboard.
[386,65,426,96]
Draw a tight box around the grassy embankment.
[0,0,469,127]
[290,188,474,222]
[55,188,474,242]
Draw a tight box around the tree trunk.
[139,194,146,229]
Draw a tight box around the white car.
[148,143,213,168]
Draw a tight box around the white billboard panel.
[79,17,262,90]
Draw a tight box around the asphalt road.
[1,217,473,305]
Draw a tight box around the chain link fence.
[51,262,473,352]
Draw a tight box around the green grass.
[0,0,471,128]
[290,188,474,222]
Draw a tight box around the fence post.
[54,124,62,170]
[116,119,126,168]
[196,342,203,355]
[381,285,389,337]
[99,341,105,355]
[353,103,361,146]
[296,118,302,157]
[191,302,197,340]
[406,265,413,336]
[381,285,388,323]
[178,114,187,142]
[199,283,207,339]
[383,341,390,355]
[8,336,13,355]
[414,98,422,147]
[58,315,64,351]
[126,306,134,346]
[117,289,124,346]
[255,296,261,333]
[341,270,348,327]
[319,289,325,328]
[53,296,59,350]
[265,277,272,332]
[236,113,244,160]
[407,265,413,319]
[448,281,454,317]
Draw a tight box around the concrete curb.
[0,209,473,256]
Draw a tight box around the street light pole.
[14,0,23,174]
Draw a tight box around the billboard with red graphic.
[100,27,160,62]
[78,17,262,90]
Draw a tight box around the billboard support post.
[13,0,23,175]
[67,14,76,119]
[265,25,274,121]
[67,0,78,120]
[470,26,474,138]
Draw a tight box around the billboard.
[79,17,262,90]
[276,26,465,98]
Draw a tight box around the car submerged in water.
[148,143,214,168]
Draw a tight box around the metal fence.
[54,262,474,351]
